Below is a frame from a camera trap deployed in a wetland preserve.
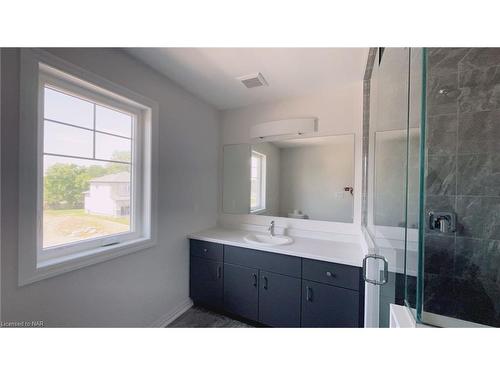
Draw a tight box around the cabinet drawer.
[302,259,360,291]
[224,245,301,278]
[190,240,223,261]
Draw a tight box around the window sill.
[20,237,156,286]
[250,208,267,215]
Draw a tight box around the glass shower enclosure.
[363,47,420,327]
[364,47,500,328]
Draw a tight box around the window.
[18,49,158,285]
[42,85,134,250]
[250,151,266,212]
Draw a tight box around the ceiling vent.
[237,72,268,88]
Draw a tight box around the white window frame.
[250,150,267,213]
[18,49,159,286]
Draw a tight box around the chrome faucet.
[268,221,275,236]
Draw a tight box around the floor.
[168,306,254,328]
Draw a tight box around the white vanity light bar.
[249,118,317,139]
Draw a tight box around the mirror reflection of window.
[250,151,266,212]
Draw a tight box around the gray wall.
[424,48,500,326]
[1,48,220,327]
[222,144,250,214]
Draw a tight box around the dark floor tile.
[458,109,500,154]
[457,154,500,196]
[426,155,456,195]
[168,306,253,328]
[459,48,500,71]
[458,66,500,113]
[427,114,457,156]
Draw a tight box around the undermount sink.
[243,233,293,246]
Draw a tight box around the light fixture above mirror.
[249,118,317,140]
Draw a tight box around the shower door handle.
[362,254,389,285]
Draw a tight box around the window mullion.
[93,103,96,158]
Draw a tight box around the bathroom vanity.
[201,130,364,327]
[188,228,365,328]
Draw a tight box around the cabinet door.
[223,263,259,321]
[258,271,301,327]
[190,256,223,309]
[301,280,359,327]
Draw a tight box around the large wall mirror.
[222,134,355,223]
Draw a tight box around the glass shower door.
[364,47,422,327]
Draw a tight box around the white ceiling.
[125,48,368,110]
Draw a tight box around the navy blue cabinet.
[258,271,301,327]
[190,239,223,261]
[302,259,360,290]
[301,280,360,327]
[190,256,223,309]
[223,263,259,321]
[224,245,301,277]
[189,239,364,327]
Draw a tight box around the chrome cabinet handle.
[306,286,313,302]
[326,271,336,278]
[263,276,268,290]
[203,248,208,253]
[362,254,389,285]
[217,265,222,279]
[252,273,257,287]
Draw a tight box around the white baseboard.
[149,299,193,328]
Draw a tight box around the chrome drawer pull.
[306,286,313,302]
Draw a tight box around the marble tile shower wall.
[425,48,500,326]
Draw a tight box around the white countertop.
[188,227,365,268]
